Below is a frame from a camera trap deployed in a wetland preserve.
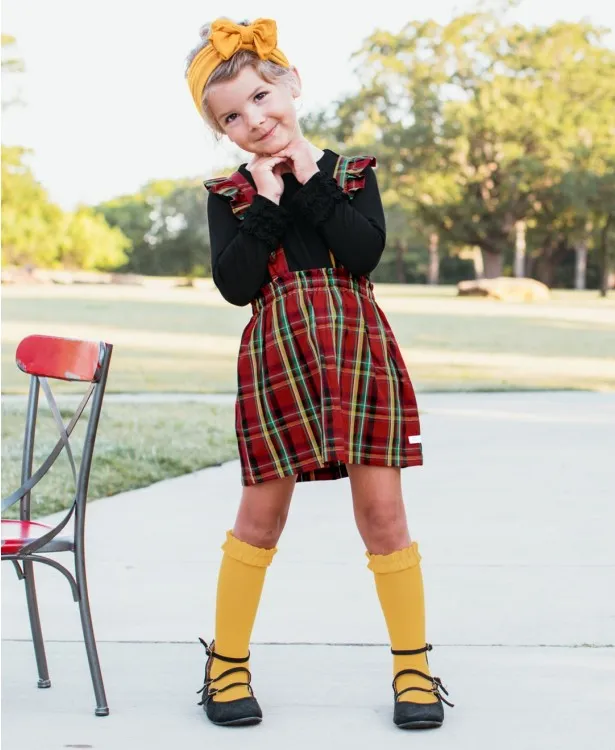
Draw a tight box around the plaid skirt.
[235,267,423,485]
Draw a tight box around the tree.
[1,33,25,110]
[1,145,65,267]
[145,179,211,276]
[317,11,615,281]
[96,193,156,274]
[57,207,130,270]
[2,146,130,270]
[2,36,129,272]
[97,179,211,276]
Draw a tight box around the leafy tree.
[2,38,130,272]
[57,207,130,270]
[1,145,65,267]
[2,146,130,270]
[313,10,615,283]
[97,179,211,276]
[2,33,25,110]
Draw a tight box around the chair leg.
[22,560,51,688]
[75,553,109,716]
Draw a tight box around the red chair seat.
[2,519,55,555]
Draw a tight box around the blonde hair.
[185,18,297,134]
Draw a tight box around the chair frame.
[2,335,113,716]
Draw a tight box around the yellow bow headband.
[187,18,290,114]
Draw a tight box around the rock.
[457,277,550,302]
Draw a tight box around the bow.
[209,18,278,61]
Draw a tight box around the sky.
[2,0,614,210]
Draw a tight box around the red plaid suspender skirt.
[206,155,423,485]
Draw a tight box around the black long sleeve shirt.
[206,148,386,306]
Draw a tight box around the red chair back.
[16,335,107,382]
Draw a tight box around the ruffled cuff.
[292,171,346,226]
[240,195,291,250]
[222,530,278,567]
[366,541,421,573]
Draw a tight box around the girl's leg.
[348,464,409,554]
[347,465,438,707]
[208,475,296,703]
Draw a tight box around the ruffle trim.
[241,196,291,249]
[292,171,346,226]
[340,155,377,196]
[203,176,239,201]
[222,530,278,567]
[366,541,422,573]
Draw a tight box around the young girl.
[185,17,453,730]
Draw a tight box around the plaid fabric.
[204,171,256,216]
[206,155,422,485]
[333,155,377,196]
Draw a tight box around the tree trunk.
[534,240,567,288]
[574,242,588,290]
[481,248,503,278]
[473,246,484,279]
[395,241,406,284]
[598,215,612,298]
[537,253,557,288]
[514,220,526,278]
[427,232,439,285]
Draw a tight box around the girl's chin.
[252,132,293,156]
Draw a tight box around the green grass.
[1,400,238,519]
[2,281,614,516]
[2,283,614,393]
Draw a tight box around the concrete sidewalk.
[2,392,615,749]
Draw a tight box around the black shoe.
[196,638,263,726]
[391,644,454,729]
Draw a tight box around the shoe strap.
[391,643,433,656]
[207,681,254,701]
[197,674,255,706]
[199,637,250,664]
[196,665,254,704]
[393,668,455,708]
[393,667,434,688]
[207,666,252,686]
[396,684,455,708]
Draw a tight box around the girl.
[185,17,453,730]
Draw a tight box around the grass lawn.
[2,281,614,517]
[3,282,615,393]
[1,400,238,519]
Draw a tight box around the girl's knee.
[233,519,282,549]
[354,496,409,554]
[233,477,295,548]
[357,498,404,531]
[234,503,289,547]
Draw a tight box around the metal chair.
[2,334,113,716]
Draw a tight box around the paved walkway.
[2,392,615,749]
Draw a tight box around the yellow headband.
[187,18,290,115]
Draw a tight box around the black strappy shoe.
[391,644,454,729]
[196,638,262,726]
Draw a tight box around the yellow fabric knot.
[186,17,290,114]
[240,25,254,46]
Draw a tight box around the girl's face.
[207,65,301,156]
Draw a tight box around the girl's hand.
[274,139,319,185]
[251,155,290,204]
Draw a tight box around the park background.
[2,0,615,517]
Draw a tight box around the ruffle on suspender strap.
[203,172,256,220]
[333,155,378,198]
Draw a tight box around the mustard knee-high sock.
[367,542,437,704]
[209,530,277,702]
